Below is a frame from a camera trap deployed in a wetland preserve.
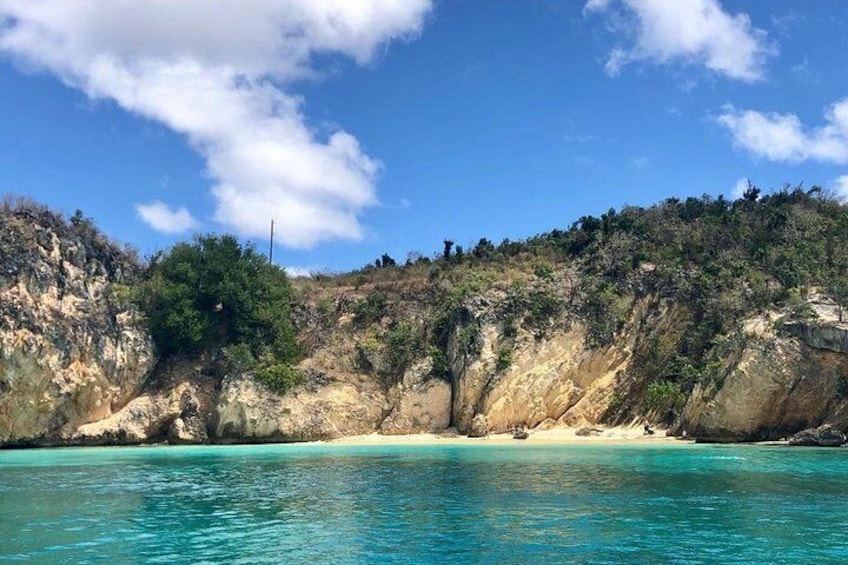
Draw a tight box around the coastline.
[2,426,806,450]
[319,425,693,447]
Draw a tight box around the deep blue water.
[1,443,848,564]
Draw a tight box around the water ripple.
[2,444,848,564]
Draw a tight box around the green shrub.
[495,346,513,373]
[786,288,815,320]
[645,380,687,421]
[354,335,382,373]
[316,297,335,319]
[525,288,561,333]
[696,359,726,389]
[579,278,628,348]
[502,317,518,338]
[430,347,451,379]
[533,263,555,281]
[456,324,481,357]
[431,286,469,352]
[107,283,136,309]
[607,390,625,413]
[352,292,387,328]
[381,321,425,385]
[255,363,302,394]
[222,343,255,374]
[140,235,298,386]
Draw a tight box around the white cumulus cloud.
[833,175,848,202]
[135,200,199,234]
[0,0,432,248]
[585,0,775,82]
[718,98,848,164]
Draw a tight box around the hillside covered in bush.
[3,185,848,445]
[297,185,848,426]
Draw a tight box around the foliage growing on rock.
[351,292,388,328]
[381,321,426,386]
[307,185,848,425]
[495,345,513,373]
[0,197,154,444]
[141,235,299,392]
[645,380,687,423]
[8,187,848,443]
[254,362,302,394]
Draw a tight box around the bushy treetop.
[141,234,297,367]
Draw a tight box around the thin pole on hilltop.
[269,219,275,264]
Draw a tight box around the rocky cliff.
[677,302,848,442]
[4,197,848,446]
[0,201,155,445]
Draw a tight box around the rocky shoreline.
[5,417,846,450]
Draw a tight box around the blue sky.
[0,1,847,274]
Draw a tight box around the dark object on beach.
[512,426,529,440]
[788,425,845,447]
[576,426,603,437]
[643,423,655,436]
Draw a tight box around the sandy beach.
[321,425,692,447]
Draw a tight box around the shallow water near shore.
[2,443,847,564]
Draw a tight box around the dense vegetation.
[336,185,848,421]
[141,235,300,392]
[8,185,848,409]
[538,185,848,420]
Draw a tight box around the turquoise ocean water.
[1,443,847,564]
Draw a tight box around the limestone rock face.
[782,321,848,354]
[468,414,489,438]
[672,299,848,442]
[450,322,498,434]
[380,360,451,435]
[167,416,208,445]
[680,334,848,442]
[451,320,630,435]
[215,371,387,442]
[789,425,845,447]
[481,330,628,433]
[167,389,210,444]
[9,204,848,448]
[72,361,215,445]
[0,206,156,445]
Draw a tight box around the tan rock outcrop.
[380,360,451,435]
[449,314,631,435]
[9,203,848,447]
[73,361,216,445]
[0,207,155,445]
[468,413,489,437]
[481,329,628,432]
[215,371,387,442]
[680,334,848,441]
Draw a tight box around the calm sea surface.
[1,443,847,564]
